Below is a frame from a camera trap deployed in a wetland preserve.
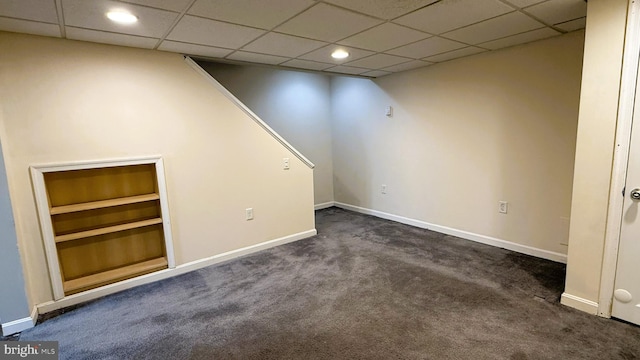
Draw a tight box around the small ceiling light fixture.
[106,10,138,24]
[331,49,349,59]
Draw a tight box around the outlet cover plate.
[498,201,508,214]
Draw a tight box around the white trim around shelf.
[30,155,176,300]
[29,155,164,173]
[30,166,64,300]
[155,158,176,269]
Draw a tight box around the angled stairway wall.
[195,30,584,265]
[0,32,316,316]
[201,61,334,206]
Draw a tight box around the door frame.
[599,0,640,318]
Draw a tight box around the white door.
[613,64,640,325]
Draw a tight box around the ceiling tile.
[339,23,430,52]
[65,27,158,48]
[242,32,326,57]
[361,70,393,77]
[346,54,411,69]
[387,36,466,59]
[158,41,233,58]
[423,46,486,62]
[120,0,192,12]
[556,17,586,32]
[0,16,61,37]
[167,15,265,49]
[226,51,289,65]
[281,59,334,71]
[525,0,587,25]
[323,0,438,20]
[188,0,315,30]
[275,3,382,42]
[442,12,544,45]
[0,0,58,23]
[393,0,515,35]
[324,65,370,75]
[299,45,375,64]
[62,0,178,38]
[478,27,560,50]
[501,0,546,7]
[0,0,588,76]
[382,60,431,72]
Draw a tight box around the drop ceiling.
[0,0,587,77]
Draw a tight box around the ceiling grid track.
[152,0,198,50]
[0,0,588,78]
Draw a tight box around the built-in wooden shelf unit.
[31,157,174,299]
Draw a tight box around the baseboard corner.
[561,292,599,315]
[1,306,37,335]
[314,201,335,210]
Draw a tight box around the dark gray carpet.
[18,207,640,359]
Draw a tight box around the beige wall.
[563,0,629,309]
[331,31,584,257]
[201,62,334,206]
[0,22,606,314]
[0,32,315,308]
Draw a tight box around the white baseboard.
[175,228,317,274]
[37,229,317,314]
[561,293,599,314]
[314,201,335,210]
[334,202,567,264]
[1,307,37,335]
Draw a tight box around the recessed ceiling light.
[331,49,349,59]
[106,10,138,24]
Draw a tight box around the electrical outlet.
[498,201,508,214]
[283,158,290,170]
[246,208,254,220]
[381,184,387,194]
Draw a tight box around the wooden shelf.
[34,160,172,298]
[50,193,160,215]
[55,218,163,243]
[63,257,168,294]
